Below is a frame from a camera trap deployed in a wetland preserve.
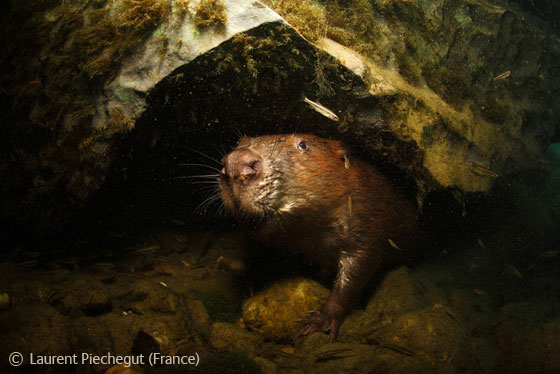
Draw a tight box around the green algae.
[213,25,308,93]
[194,0,227,29]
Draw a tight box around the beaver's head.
[219,134,352,221]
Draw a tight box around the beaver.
[219,134,419,342]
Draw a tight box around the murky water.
[1,0,559,373]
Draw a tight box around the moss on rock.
[194,0,227,29]
[242,278,330,342]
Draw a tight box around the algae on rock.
[195,0,228,29]
[0,0,284,234]
[242,278,330,342]
[262,0,560,193]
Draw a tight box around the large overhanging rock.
[92,0,284,132]
[1,0,559,235]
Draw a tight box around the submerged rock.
[373,307,468,369]
[252,356,279,374]
[54,277,113,316]
[0,303,70,372]
[209,321,264,356]
[265,0,560,192]
[365,266,447,320]
[130,329,161,358]
[494,319,560,373]
[241,277,330,342]
[0,293,10,311]
[186,299,212,336]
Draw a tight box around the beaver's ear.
[334,145,351,169]
[334,147,345,160]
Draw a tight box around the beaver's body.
[219,134,418,341]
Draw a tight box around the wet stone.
[55,277,112,316]
[71,316,113,347]
[365,266,447,320]
[126,279,180,314]
[0,303,70,372]
[252,356,278,374]
[209,321,263,356]
[186,299,212,335]
[374,306,467,368]
[131,330,161,358]
[448,287,500,336]
[495,320,560,373]
[0,293,11,311]
[296,329,330,351]
[336,309,387,343]
[242,277,330,342]
[300,343,380,374]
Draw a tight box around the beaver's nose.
[221,148,262,182]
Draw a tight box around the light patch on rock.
[93,0,285,129]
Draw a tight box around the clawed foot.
[295,301,345,343]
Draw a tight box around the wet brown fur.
[219,134,419,341]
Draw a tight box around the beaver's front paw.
[295,300,345,342]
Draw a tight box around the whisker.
[186,147,222,166]
[211,143,228,159]
[190,185,220,195]
[232,126,246,139]
[216,201,225,217]
[291,123,300,135]
[169,177,219,186]
[202,196,222,214]
[177,163,221,172]
[169,178,219,184]
[194,192,222,215]
[186,181,220,185]
[170,174,220,179]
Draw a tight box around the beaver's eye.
[297,141,308,151]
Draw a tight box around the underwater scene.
[1,0,559,373]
